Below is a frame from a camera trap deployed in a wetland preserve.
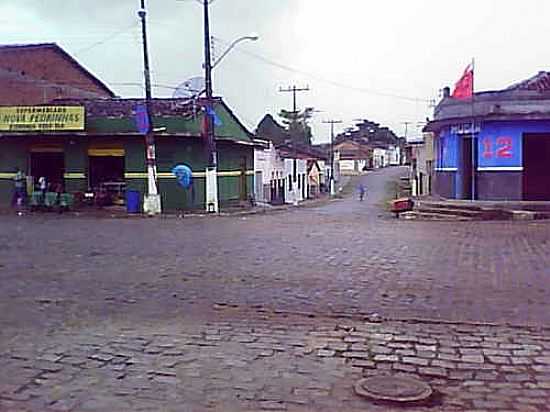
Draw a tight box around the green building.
[0,97,255,211]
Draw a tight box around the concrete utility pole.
[138,0,161,215]
[323,119,343,196]
[402,121,412,141]
[203,0,219,213]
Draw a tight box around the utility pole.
[402,121,412,141]
[323,119,343,196]
[203,0,218,213]
[279,85,309,205]
[279,85,310,117]
[138,0,161,215]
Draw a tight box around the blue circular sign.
[172,164,193,189]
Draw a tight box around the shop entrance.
[88,156,124,189]
[88,145,125,205]
[523,134,550,200]
[30,151,65,190]
[461,135,477,200]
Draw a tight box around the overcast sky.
[2,0,550,142]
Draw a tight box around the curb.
[0,197,341,220]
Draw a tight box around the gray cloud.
[4,0,550,141]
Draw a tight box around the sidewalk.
[2,311,550,411]
[0,180,356,220]
[407,197,550,221]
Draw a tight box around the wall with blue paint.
[477,121,550,170]
[434,120,550,200]
[436,128,458,170]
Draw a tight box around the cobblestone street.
[2,166,550,411]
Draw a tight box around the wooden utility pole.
[279,85,310,115]
[278,85,310,204]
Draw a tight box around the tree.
[278,107,315,145]
[256,114,289,145]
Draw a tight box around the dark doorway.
[30,152,65,190]
[240,157,248,201]
[88,156,124,189]
[461,135,477,200]
[523,134,550,200]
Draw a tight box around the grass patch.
[380,177,412,210]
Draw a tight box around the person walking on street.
[358,182,366,201]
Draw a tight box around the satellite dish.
[173,76,205,99]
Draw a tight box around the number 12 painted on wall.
[482,136,513,159]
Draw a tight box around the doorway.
[240,157,248,201]
[523,134,550,200]
[88,156,125,189]
[30,151,65,190]
[461,135,477,200]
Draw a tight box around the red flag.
[452,63,474,100]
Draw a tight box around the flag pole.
[471,57,476,201]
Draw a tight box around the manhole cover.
[354,375,433,403]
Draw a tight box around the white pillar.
[143,144,161,215]
[205,167,219,213]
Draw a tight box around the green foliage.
[278,107,315,145]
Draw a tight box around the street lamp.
[202,0,258,213]
[212,34,258,69]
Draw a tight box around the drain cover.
[354,375,433,403]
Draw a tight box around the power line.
[213,37,430,103]
[279,85,310,114]
[74,22,139,56]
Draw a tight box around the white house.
[254,140,313,205]
[254,140,285,204]
[373,147,389,169]
[409,133,434,197]
[283,157,308,205]
[387,145,401,166]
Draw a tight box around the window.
[288,175,293,191]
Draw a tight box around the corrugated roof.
[50,97,254,143]
[53,97,198,118]
[507,71,550,93]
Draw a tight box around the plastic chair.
[59,193,74,210]
[44,192,58,208]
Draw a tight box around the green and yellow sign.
[0,106,85,132]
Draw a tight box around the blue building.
[426,72,550,201]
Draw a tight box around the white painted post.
[205,167,219,213]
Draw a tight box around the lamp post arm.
[212,36,258,69]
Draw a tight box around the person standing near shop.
[12,168,27,207]
[38,176,47,201]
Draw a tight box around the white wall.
[373,148,388,169]
[254,142,284,203]
[388,145,401,166]
[283,158,308,204]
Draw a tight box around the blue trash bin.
[126,190,140,214]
